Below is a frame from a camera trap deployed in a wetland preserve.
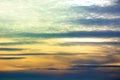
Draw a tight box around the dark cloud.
[0,69,120,80]
[17,31,120,38]
[72,5,120,15]
[68,2,120,27]
[115,0,120,5]
[0,48,24,51]
[47,68,59,70]
[0,57,25,60]
[71,54,120,67]
[34,65,120,71]
[0,41,41,46]
[68,18,120,26]
[70,0,120,15]
[65,31,120,38]
[1,52,118,57]
[2,31,119,38]
[69,65,120,70]
[0,52,80,56]
[59,42,120,46]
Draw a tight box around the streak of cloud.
[0,57,25,60]
[0,48,24,51]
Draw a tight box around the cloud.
[0,41,41,46]
[66,0,115,7]
[68,18,120,26]
[58,42,120,46]
[25,31,120,38]
[0,0,119,34]
[0,52,80,56]
[0,57,25,60]
[0,48,24,51]
[67,1,120,28]
[72,5,120,15]
[46,68,59,70]
[38,65,120,71]
[70,53,120,66]
[115,0,120,5]
[0,69,119,80]
[0,0,70,33]
[1,31,120,38]
[68,65,120,70]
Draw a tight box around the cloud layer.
[0,0,120,80]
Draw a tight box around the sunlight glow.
[63,38,115,42]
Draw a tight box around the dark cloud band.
[0,57,25,60]
[68,18,120,26]
[1,31,119,38]
[0,48,24,51]
[20,31,120,38]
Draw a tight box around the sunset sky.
[0,0,120,80]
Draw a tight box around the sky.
[0,0,120,80]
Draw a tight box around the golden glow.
[63,38,111,42]
[0,38,15,43]
[64,38,118,42]
[0,37,120,72]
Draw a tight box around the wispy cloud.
[71,4,120,15]
[0,52,81,56]
[1,31,120,38]
[0,41,41,46]
[0,0,119,80]
[67,65,120,70]
[68,18,120,26]
[0,57,25,60]
[58,42,120,46]
[0,48,24,51]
